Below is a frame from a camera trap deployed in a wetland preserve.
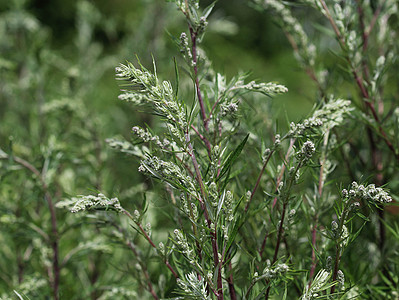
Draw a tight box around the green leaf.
[217,134,249,181]
[202,2,215,19]
[174,57,179,97]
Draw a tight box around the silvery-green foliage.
[70,194,124,213]
[301,269,332,299]
[176,272,210,300]
[0,0,392,300]
[1,275,47,300]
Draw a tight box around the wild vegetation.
[1,0,399,299]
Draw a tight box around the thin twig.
[245,150,275,213]
[189,26,209,132]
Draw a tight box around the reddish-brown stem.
[330,244,341,294]
[355,0,371,83]
[122,209,179,278]
[308,220,318,286]
[191,124,212,157]
[259,231,269,258]
[137,223,179,278]
[125,238,159,300]
[227,260,237,300]
[185,132,223,299]
[244,150,275,213]
[265,201,288,299]
[273,138,295,208]
[138,223,157,248]
[189,26,208,132]
[366,1,386,42]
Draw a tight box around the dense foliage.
[1,0,399,299]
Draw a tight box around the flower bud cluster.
[106,138,142,156]
[116,62,187,134]
[245,190,252,203]
[139,156,196,193]
[241,80,288,96]
[274,134,281,148]
[118,92,148,105]
[208,182,218,207]
[255,263,289,280]
[333,3,345,34]
[343,182,392,204]
[190,203,198,220]
[296,141,315,162]
[222,225,229,240]
[301,269,330,300]
[288,117,323,137]
[158,242,165,256]
[174,229,195,263]
[221,102,239,117]
[132,126,170,148]
[177,272,208,299]
[224,190,234,222]
[116,63,157,90]
[197,16,208,35]
[71,193,123,213]
[133,210,140,222]
[337,270,345,291]
[180,32,193,62]
[262,148,271,163]
[145,222,152,237]
[180,194,190,216]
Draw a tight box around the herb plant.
[1,0,399,299]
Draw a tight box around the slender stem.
[259,231,269,258]
[308,219,318,286]
[355,0,371,84]
[330,243,341,295]
[188,26,208,132]
[366,1,386,41]
[273,138,295,208]
[122,210,179,278]
[227,260,237,300]
[191,124,212,157]
[244,150,275,213]
[125,236,159,300]
[264,203,287,299]
[185,132,223,299]
[265,161,302,299]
